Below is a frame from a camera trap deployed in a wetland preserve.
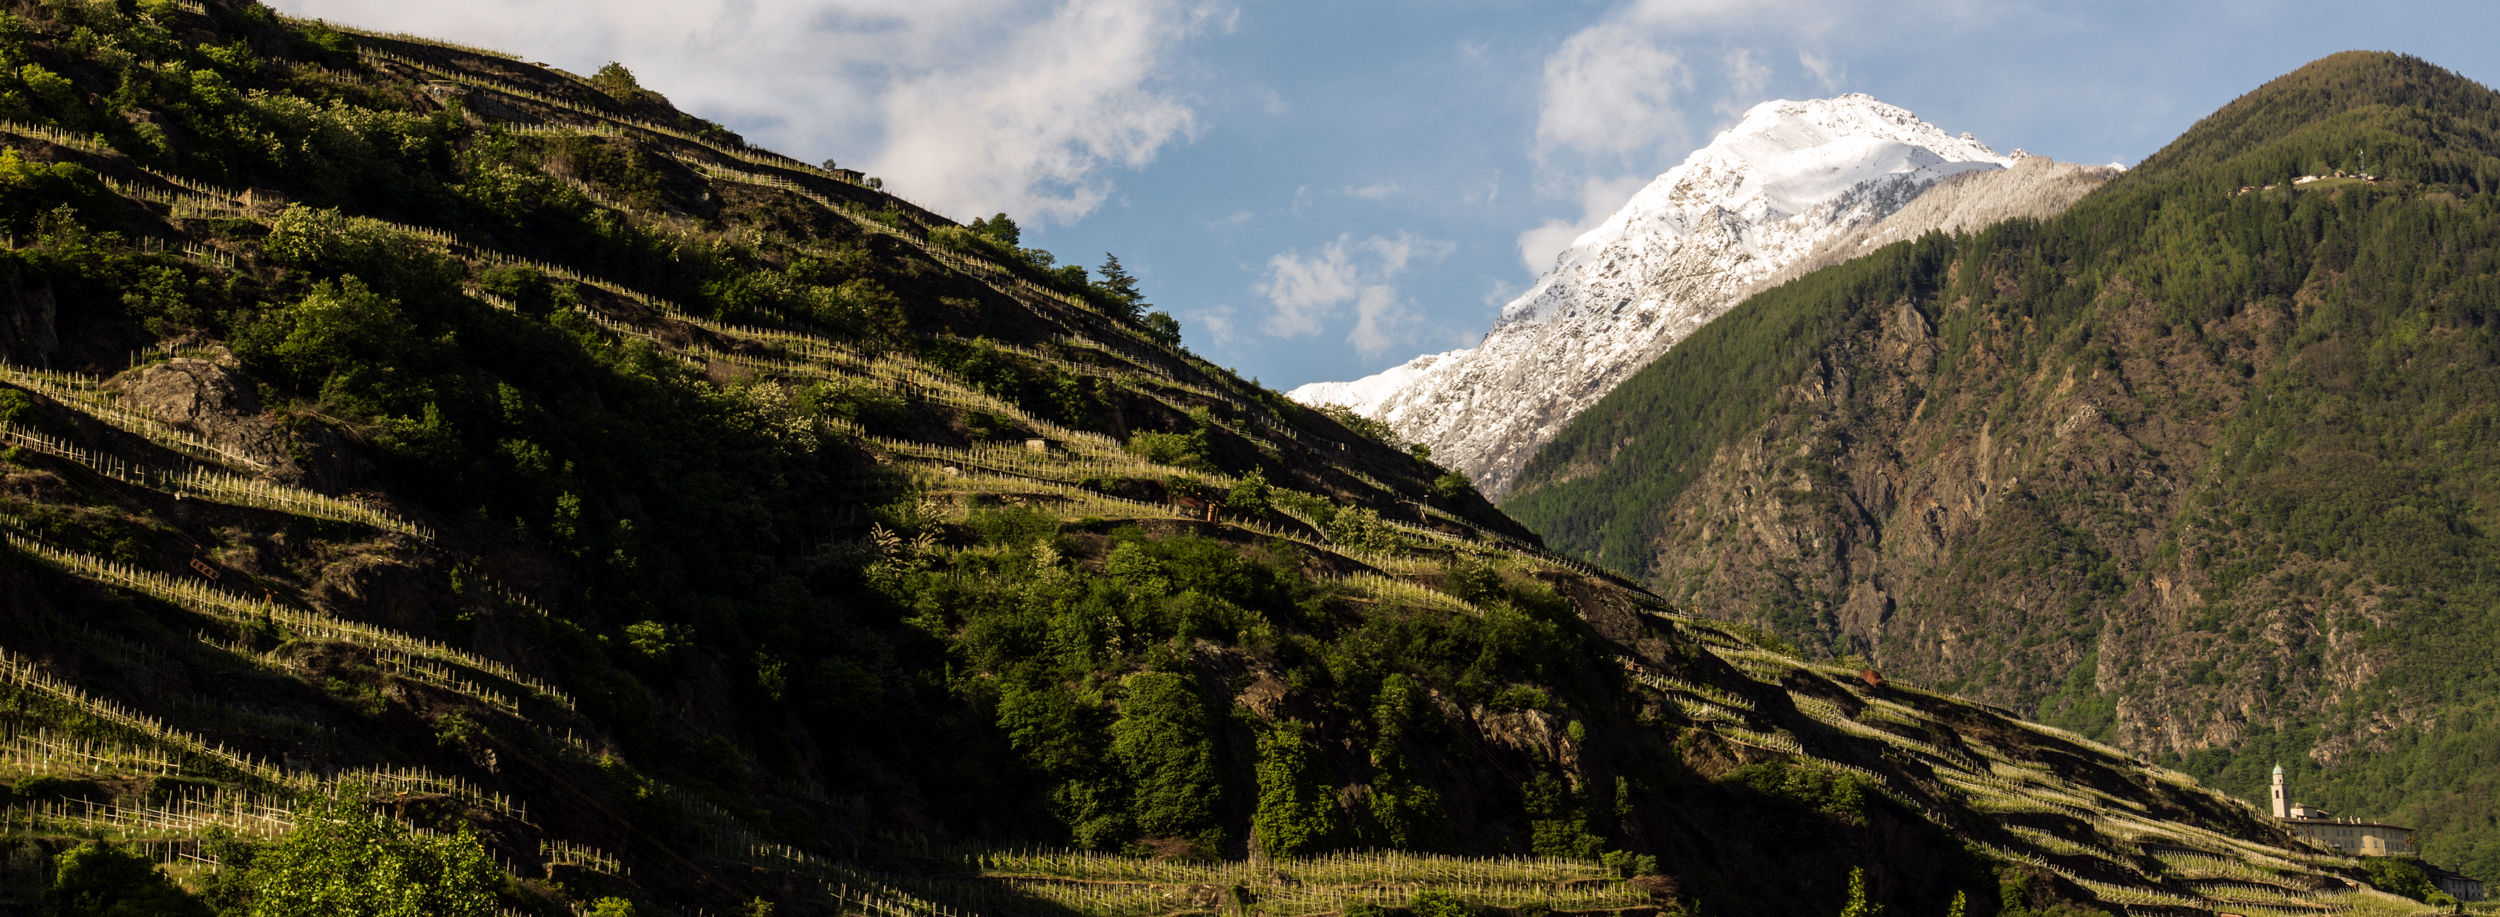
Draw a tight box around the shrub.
[44,840,210,917]
[1523,772,1602,859]
[1226,469,1272,516]
[1408,890,1471,917]
[1602,849,1659,878]
[968,213,1021,246]
[231,790,500,917]
[968,503,1060,547]
[1838,866,1881,917]
[477,264,573,316]
[259,206,461,297]
[2362,856,2438,901]
[1317,403,1405,451]
[1127,429,1213,472]
[1141,311,1183,347]
[1253,720,1338,857]
[1110,672,1222,843]
[236,277,437,416]
[13,775,107,802]
[1325,506,1404,554]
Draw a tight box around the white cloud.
[1187,304,1241,346]
[1347,286,1413,358]
[1256,233,1454,356]
[1343,182,1400,200]
[874,0,1206,223]
[1258,241,1362,338]
[1533,27,1689,162]
[1716,48,1770,118]
[1209,210,1254,229]
[1799,49,1845,91]
[267,0,1220,225]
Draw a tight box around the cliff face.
[1503,51,2500,883]
[1290,96,2024,499]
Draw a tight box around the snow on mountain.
[1288,94,2026,499]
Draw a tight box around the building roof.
[2284,817,2412,831]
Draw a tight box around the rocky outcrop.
[111,358,305,475]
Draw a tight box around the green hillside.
[1505,51,2500,883]
[0,4,2451,915]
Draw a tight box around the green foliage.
[477,264,576,317]
[1324,505,1404,554]
[1126,428,1213,472]
[1728,763,1865,826]
[969,213,1021,246]
[0,150,105,231]
[1226,468,1272,516]
[15,775,107,802]
[1992,869,2116,917]
[1601,849,1658,878]
[1522,772,1603,859]
[236,277,441,417]
[1141,311,1183,347]
[584,900,637,917]
[1253,719,1339,858]
[1108,671,1222,845]
[1091,254,1146,320]
[624,620,690,664]
[590,62,640,96]
[230,791,500,917]
[42,840,209,917]
[1407,890,1471,917]
[2363,857,2439,901]
[923,337,1102,428]
[1317,403,1405,451]
[968,503,1061,547]
[1837,867,1881,917]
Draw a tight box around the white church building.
[2271,763,2416,856]
[2269,765,2487,901]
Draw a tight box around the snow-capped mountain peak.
[1291,94,2045,500]
[1500,94,2008,327]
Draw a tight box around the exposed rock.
[112,358,295,465]
[307,553,438,634]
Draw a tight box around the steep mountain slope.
[1504,50,2500,883]
[0,4,2449,914]
[1756,156,2121,291]
[1289,96,2043,500]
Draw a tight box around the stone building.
[2271,764,2416,856]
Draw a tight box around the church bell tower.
[2271,763,2289,818]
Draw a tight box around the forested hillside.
[1505,51,2500,884]
[0,3,2454,915]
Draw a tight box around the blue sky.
[270,0,2500,390]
